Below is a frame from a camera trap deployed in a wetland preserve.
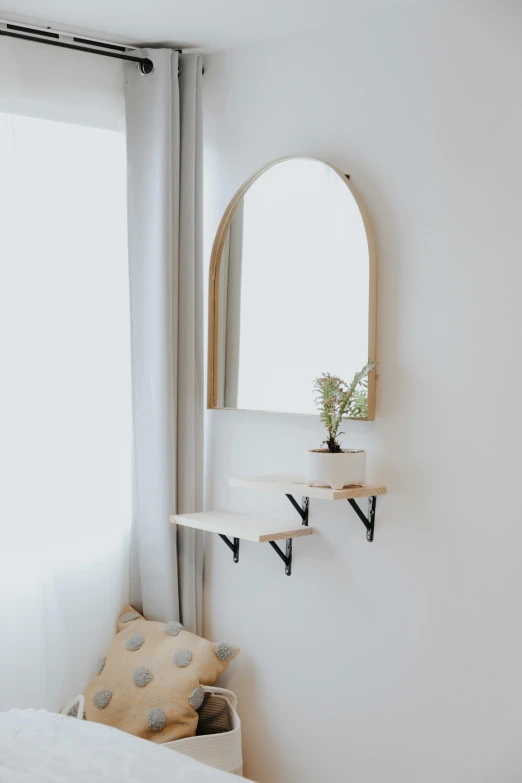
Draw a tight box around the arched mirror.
[208,157,376,418]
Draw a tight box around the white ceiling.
[0,0,411,52]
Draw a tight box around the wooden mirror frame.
[207,156,377,419]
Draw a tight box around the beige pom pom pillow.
[82,605,239,743]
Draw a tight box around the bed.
[0,709,246,782]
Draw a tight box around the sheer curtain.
[125,50,204,636]
[0,37,131,711]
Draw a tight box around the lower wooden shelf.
[171,510,313,542]
[170,511,313,576]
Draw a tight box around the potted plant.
[307,362,375,490]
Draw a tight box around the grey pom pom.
[125,632,144,652]
[96,657,106,675]
[147,708,166,731]
[93,690,112,709]
[120,611,140,623]
[133,666,153,687]
[215,642,235,662]
[165,620,183,637]
[173,649,192,668]
[189,686,205,710]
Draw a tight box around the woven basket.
[163,686,242,776]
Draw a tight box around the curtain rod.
[0,23,154,74]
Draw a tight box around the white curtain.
[0,37,131,711]
[125,50,204,635]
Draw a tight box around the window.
[0,110,131,709]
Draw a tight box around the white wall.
[202,4,522,781]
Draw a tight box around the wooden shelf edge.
[230,474,387,501]
[170,511,314,543]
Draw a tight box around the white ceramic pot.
[306,449,366,490]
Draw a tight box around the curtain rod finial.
[139,59,154,75]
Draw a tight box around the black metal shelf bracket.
[285,494,309,526]
[262,495,308,576]
[286,491,377,542]
[219,534,240,563]
[347,496,377,542]
[269,538,293,576]
[217,490,378,576]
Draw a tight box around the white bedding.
[0,710,245,782]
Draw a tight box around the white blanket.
[0,710,244,782]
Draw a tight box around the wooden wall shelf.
[172,510,313,542]
[171,510,313,575]
[230,474,386,501]
[170,474,386,577]
[230,473,387,542]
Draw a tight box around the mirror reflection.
[211,158,374,417]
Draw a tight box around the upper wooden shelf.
[171,510,313,543]
[230,474,387,501]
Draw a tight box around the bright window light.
[0,113,131,560]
